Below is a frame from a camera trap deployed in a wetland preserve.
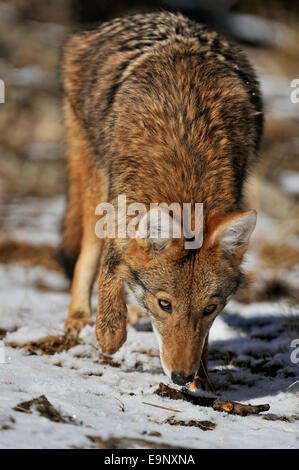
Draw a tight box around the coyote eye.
[158,299,172,313]
[203,304,217,316]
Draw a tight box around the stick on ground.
[155,383,270,417]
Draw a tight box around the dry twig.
[155,383,270,417]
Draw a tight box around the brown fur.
[60,12,263,387]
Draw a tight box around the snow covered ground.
[0,196,298,449]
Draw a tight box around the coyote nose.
[171,372,194,386]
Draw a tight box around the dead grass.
[263,414,299,423]
[14,395,76,424]
[7,334,123,366]
[235,277,299,305]
[133,348,159,358]
[0,240,63,274]
[96,354,121,368]
[34,280,68,293]
[260,243,299,270]
[87,435,178,449]
[0,329,7,340]
[7,334,81,355]
[164,417,216,431]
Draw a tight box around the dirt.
[142,431,162,437]
[208,350,236,363]
[7,334,123,370]
[232,355,295,379]
[249,360,289,378]
[235,276,299,305]
[13,395,76,424]
[85,372,103,377]
[0,424,13,431]
[0,416,15,431]
[263,414,299,423]
[260,243,299,271]
[164,417,216,431]
[0,240,63,274]
[34,280,68,293]
[7,334,81,355]
[96,354,121,368]
[87,435,179,450]
[0,329,7,340]
[133,348,160,358]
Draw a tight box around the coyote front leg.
[96,242,127,355]
[65,177,104,334]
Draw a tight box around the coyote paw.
[65,312,92,335]
[96,317,127,355]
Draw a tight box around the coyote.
[60,12,263,389]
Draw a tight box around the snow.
[279,171,299,196]
[0,196,65,246]
[0,197,298,449]
[227,13,296,48]
[259,74,299,119]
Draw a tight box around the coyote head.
[125,207,256,384]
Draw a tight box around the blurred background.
[0,0,298,306]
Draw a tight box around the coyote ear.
[136,208,181,252]
[207,210,257,253]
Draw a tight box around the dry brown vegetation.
[0,240,63,273]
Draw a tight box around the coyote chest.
[60,12,263,388]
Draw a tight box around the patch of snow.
[0,197,66,246]
[279,171,299,196]
[260,74,299,119]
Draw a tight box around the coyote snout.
[60,12,263,389]
[155,316,205,386]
